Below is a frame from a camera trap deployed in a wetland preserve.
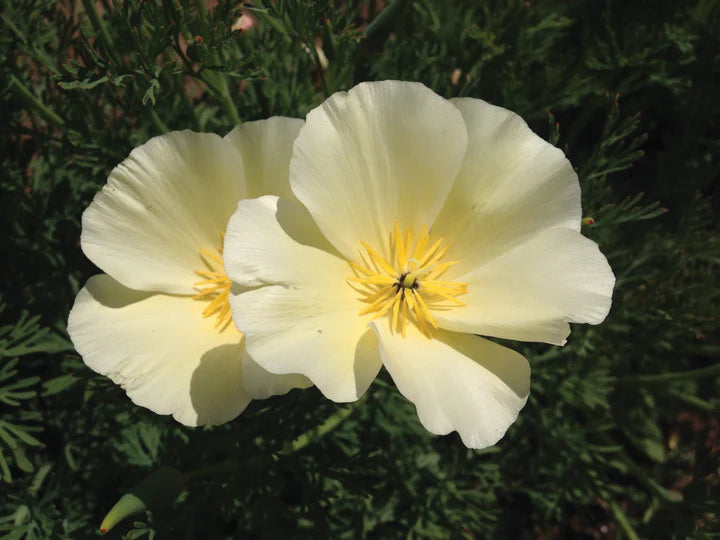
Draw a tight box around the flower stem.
[282,400,359,455]
[183,401,361,482]
[8,75,65,127]
[250,0,290,40]
[616,361,720,385]
[531,347,564,363]
[148,108,168,134]
[192,0,241,125]
[80,0,121,66]
[667,389,718,412]
[209,76,242,125]
[609,500,640,540]
[174,74,200,131]
[363,0,409,45]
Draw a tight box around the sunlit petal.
[290,80,468,261]
[68,274,249,426]
[372,323,530,449]
[81,131,246,295]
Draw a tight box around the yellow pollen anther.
[193,232,233,332]
[348,223,467,338]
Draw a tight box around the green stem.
[668,390,718,412]
[194,0,208,20]
[9,75,65,127]
[198,72,241,125]
[175,74,201,131]
[211,75,242,125]
[609,501,640,540]
[685,344,720,357]
[183,401,361,482]
[531,347,564,363]
[80,0,121,66]
[148,108,169,134]
[250,0,291,40]
[616,362,720,385]
[363,0,410,45]
[192,0,241,124]
[283,400,358,454]
[173,42,241,126]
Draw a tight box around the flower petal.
[432,98,581,275]
[224,117,304,201]
[372,323,530,449]
[242,353,313,400]
[225,195,379,401]
[224,195,340,287]
[68,274,250,426]
[230,285,381,402]
[231,286,380,402]
[81,131,246,295]
[434,228,615,345]
[290,80,468,261]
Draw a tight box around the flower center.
[348,223,467,338]
[193,233,232,332]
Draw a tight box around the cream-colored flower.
[224,81,615,448]
[68,119,311,426]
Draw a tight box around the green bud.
[99,466,184,534]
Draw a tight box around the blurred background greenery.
[1,0,719,537]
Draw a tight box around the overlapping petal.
[372,323,530,449]
[231,285,381,402]
[225,117,304,201]
[68,274,249,426]
[81,131,246,295]
[431,97,582,276]
[224,195,340,287]
[290,80,469,261]
[225,196,381,401]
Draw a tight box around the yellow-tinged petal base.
[348,223,467,338]
[194,233,233,332]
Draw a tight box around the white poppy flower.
[68,119,311,426]
[223,81,615,448]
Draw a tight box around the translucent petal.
[432,98,581,276]
[225,197,381,401]
[434,228,615,345]
[290,80,468,261]
[241,349,313,399]
[373,323,530,449]
[81,131,246,294]
[225,116,304,201]
[68,274,249,426]
[224,195,340,287]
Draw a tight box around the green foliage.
[1,0,719,538]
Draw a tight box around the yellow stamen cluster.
[348,223,467,338]
[193,233,232,332]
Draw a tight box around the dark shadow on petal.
[189,343,249,426]
[84,274,154,308]
[275,197,342,257]
[353,328,382,397]
[230,281,255,296]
